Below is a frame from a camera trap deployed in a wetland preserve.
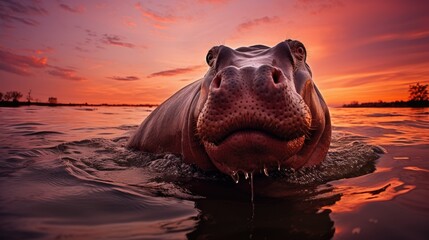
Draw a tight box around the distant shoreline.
[1,101,428,108]
[0,102,158,108]
[342,100,429,108]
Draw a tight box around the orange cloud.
[236,16,279,32]
[47,66,85,81]
[1,0,47,15]
[0,49,47,75]
[134,2,177,23]
[198,0,231,4]
[0,48,87,82]
[34,47,54,55]
[147,65,205,78]
[0,0,47,27]
[101,34,135,48]
[362,30,429,45]
[59,3,85,13]
[295,0,343,14]
[108,76,140,81]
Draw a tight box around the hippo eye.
[206,51,215,66]
[294,46,306,61]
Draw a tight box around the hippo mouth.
[201,126,306,175]
[211,126,302,145]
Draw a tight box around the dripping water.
[263,167,269,176]
[249,172,255,239]
[231,171,239,183]
[250,172,254,204]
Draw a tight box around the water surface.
[0,106,428,239]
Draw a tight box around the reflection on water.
[325,178,415,213]
[0,106,428,239]
[331,108,429,146]
[404,166,429,173]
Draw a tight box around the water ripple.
[23,131,64,136]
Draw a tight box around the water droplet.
[245,172,249,179]
[231,171,239,183]
[250,172,254,203]
[277,162,281,171]
[263,167,269,176]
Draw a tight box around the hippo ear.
[286,40,307,63]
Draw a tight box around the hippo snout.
[197,63,311,174]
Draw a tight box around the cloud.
[85,29,97,38]
[320,61,429,91]
[198,0,231,4]
[59,3,85,13]
[75,46,90,53]
[0,14,39,26]
[107,76,140,81]
[0,49,47,75]
[134,2,177,23]
[147,65,205,78]
[0,49,86,81]
[236,16,279,32]
[79,29,142,50]
[47,66,85,81]
[361,30,429,46]
[1,0,47,15]
[295,0,343,14]
[82,29,98,45]
[101,34,135,48]
[0,0,47,27]
[33,47,54,55]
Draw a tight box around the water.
[0,106,428,239]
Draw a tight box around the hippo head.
[193,40,331,176]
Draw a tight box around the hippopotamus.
[128,39,331,178]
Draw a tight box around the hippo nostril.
[211,75,222,89]
[272,68,283,84]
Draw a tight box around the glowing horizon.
[1,0,428,106]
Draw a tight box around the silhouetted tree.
[409,82,428,102]
[26,89,33,103]
[0,92,3,101]
[3,92,12,101]
[5,91,23,103]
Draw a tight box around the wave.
[366,113,405,117]
[11,122,45,126]
[23,131,64,136]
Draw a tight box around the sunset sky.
[1,0,428,106]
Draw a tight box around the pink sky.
[1,0,428,106]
